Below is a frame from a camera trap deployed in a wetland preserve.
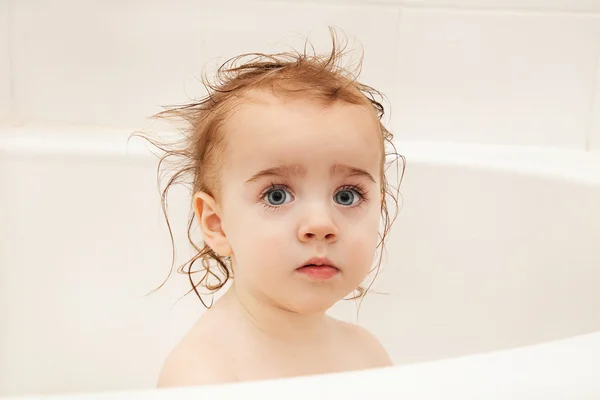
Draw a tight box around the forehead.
[221,93,382,180]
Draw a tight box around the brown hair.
[134,28,405,308]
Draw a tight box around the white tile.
[589,58,600,151]
[394,9,600,148]
[0,0,11,123]
[12,0,400,129]
[12,0,208,128]
[376,0,600,12]
[198,1,401,129]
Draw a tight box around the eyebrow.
[245,163,376,184]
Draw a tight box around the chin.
[283,292,345,315]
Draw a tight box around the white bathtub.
[1,126,599,398]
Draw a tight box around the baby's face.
[218,91,383,313]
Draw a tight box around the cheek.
[227,219,295,293]
[345,205,381,264]
[222,202,292,268]
[236,225,289,262]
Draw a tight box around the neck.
[220,282,330,342]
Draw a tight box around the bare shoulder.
[331,318,394,368]
[157,314,237,388]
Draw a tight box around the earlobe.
[193,192,232,257]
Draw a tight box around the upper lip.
[299,257,338,269]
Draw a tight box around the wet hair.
[134,28,405,308]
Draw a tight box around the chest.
[231,336,371,381]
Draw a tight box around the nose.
[297,206,339,244]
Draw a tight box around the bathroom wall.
[0,0,11,123]
[1,0,600,149]
[2,1,600,395]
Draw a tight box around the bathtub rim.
[1,125,599,187]
[2,330,599,399]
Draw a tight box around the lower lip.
[296,266,339,279]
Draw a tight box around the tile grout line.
[390,4,403,135]
[399,3,600,17]
[584,23,600,152]
[6,0,16,126]
[256,0,600,16]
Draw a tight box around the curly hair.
[134,28,405,308]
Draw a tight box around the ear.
[193,191,232,257]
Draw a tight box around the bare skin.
[157,91,393,387]
[157,287,393,387]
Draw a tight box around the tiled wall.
[0,0,10,123]
[395,9,600,148]
[385,0,600,12]
[590,57,600,150]
[2,0,600,150]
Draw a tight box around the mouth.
[296,257,340,280]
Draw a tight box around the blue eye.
[264,188,292,206]
[334,189,360,206]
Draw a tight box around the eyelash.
[259,182,369,210]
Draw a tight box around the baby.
[145,30,402,387]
